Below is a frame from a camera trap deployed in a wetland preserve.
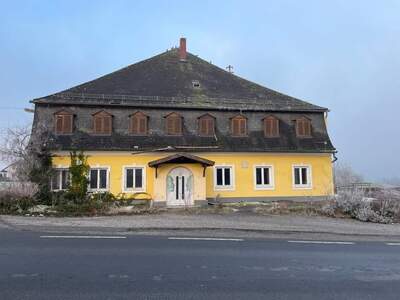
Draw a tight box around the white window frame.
[51,168,70,191]
[122,165,146,193]
[88,166,110,192]
[253,165,275,190]
[213,165,235,191]
[292,165,312,189]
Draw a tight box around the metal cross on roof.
[226,65,234,73]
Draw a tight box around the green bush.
[48,191,113,216]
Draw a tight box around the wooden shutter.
[63,115,72,133]
[232,116,246,136]
[199,116,214,136]
[103,116,111,134]
[166,114,182,135]
[55,116,63,133]
[296,118,311,137]
[94,116,102,133]
[174,116,182,134]
[131,116,139,134]
[239,119,246,135]
[264,117,279,137]
[139,116,147,134]
[55,113,73,134]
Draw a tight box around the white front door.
[166,167,193,206]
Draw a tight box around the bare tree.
[334,162,364,188]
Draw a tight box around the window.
[54,111,73,134]
[165,113,182,135]
[293,165,312,188]
[89,168,109,190]
[123,167,145,191]
[92,111,112,135]
[130,112,148,135]
[296,117,311,137]
[51,169,70,191]
[214,166,234,190]
[264,116,279,137]
[198,114,215,136]
[231,115,247,136]
[254,166,274,189]
[192,80,201,88]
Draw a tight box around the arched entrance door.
[166,167,193,206]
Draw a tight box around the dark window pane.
[99,169,107,189]
[224,168,231,186]
[126,169,134,188]
[61,170,69,190]
[216,168,223,186]
[135,169,143,188]
[51,171,60,190]
[181,176,185,199]
[301,168,308,185]
[294,168,300,185]
[256,168,262,185]
[263,168,270,185]
[90,170,98,189]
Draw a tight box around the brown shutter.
[207,118,214,135]
[175,116,182,134]
[239,119,246,136]
[166,116,174,135]
[232,119,239,136]
[139,116,147,134]
[63,115,72,133]
[297,118,310,137]
[103,116,111,134]
[304,119,311,136]
[199,118,206,135]
[55,116,63,133]
[94,116,102,133]
[131,116,138,134]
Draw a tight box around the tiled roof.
[33,49,327,112]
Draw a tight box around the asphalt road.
[1,227,400,300]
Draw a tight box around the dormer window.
[165,112,183,136]
[130,111,148,135]
[198,114,215,136]
[231,115,247,137]
[296,117,312,137]
[92,110,112,135]
[54,110,73,135]
[263,115,279,137]
[192,80,201,89]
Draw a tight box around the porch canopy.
[148,153,215,177]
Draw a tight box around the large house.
[30,38,336,206]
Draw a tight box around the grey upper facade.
[30,39,335,153]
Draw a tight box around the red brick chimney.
[179,37,187,61]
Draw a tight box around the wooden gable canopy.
[148,153,215,177]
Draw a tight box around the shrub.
[323,188,400,224]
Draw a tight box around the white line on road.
[386,243,400,246]
[40,235,126,239]
[288,240,355,245]
[168,237,244,241]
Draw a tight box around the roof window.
[192,80,201,89]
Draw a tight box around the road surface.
[1,227,400,299]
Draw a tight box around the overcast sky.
[1,0,399,181]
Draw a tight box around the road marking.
[168,237,244,241]
[386,243,400,246]
[40,235,126,239]
[288,240,354,245]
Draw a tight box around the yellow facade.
[52,151,334,204]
